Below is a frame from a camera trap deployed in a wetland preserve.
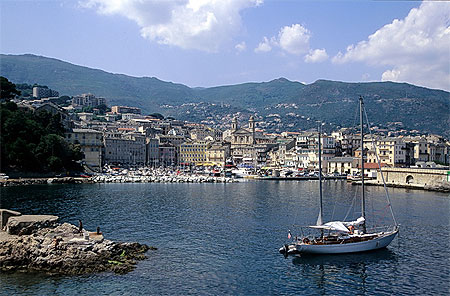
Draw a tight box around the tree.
[96,103,110,115]
[0,101,83,173]
[0,77,20,101]
[148,113,164,120]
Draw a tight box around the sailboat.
[280,97,399,256]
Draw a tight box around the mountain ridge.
[1,54,448,136]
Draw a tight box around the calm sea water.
[0,181,449,295]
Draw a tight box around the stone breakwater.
[0,220,153,275]
[0,174,238,187]
[90,174,237,183]
[0,177,89,187]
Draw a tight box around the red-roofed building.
[356,162,389,178]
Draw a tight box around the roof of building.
[328,157,357,163]
[358,163,388,169]
[71,128,102,134]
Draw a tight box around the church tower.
[232,116,238,131]
[249,116,255,144]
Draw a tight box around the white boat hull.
[286,230,398,255]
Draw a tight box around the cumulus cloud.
[254,36,273,53]
[278,24,310,55]
[255,23,320,60]
[81,0,263,52]
[332,1,450,90]
[235,41,247,52]
[304,48,328,63]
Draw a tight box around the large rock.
[0,209,21,230]
[0,222,154,275]
[6,215,59,235]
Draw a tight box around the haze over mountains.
[1,54,449,137]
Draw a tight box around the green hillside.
[0,54,195,108]
[1,54,449,136]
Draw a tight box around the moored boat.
[280,96,399,256]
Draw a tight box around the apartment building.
[375,137,406,167]
[32,86,59,99]
[65,128,103,171]
[111,106,141,115]
[103,132,146,166]
[327,157,359,175]
[205,142,231,166]
[72,94,106,108]
[179,141,208,166]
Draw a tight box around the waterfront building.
[159,144,177,167]
[327,157,359,175]
[205,142,231,167]
[146,138,160,167]
[276,138,296,168]
[103,132,146,166]
[179,140,208,166]
[296,133,336,170]
[356,162,388,178]
[65,128,103,171]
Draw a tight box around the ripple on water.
[0,181,449,295]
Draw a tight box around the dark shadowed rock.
[0,222,155,275]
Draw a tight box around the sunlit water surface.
[0,181,448,295]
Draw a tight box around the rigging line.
[351,100,360,133]
[363,105,398,226]
[343,185,359,221]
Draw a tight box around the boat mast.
[317,124,324,227]
[359,96,366,232]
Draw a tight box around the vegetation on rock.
[0,77,82,174]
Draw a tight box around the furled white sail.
[343,217,365,227]
[310,221,350,233]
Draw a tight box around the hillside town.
[12,87,450,179]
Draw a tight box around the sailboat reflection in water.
[292,249,399,295]
[280,97,399,256]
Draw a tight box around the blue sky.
[1,0,449,90]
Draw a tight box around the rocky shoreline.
[0,174,237,187]
[0,211,154,275]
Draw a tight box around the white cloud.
[304,48,328,63]
[332,1,450,90]
[278,24,310,55]
[81,0,263,52]
[235,41,247,52]
[254,36,273,53]
[255,23,315,57]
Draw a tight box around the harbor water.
[0,180,449,295]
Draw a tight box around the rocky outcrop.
[0,222,154,275]
[6,215,59,235]
[0,177,92,187]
